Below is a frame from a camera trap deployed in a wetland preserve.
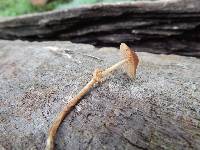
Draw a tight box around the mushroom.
[46,43,139,150]
[102,43,139,79]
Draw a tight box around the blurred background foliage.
[0,0,143,16]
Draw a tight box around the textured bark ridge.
[0,0,200,57]
[0,40,200,150]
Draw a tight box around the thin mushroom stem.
[46,69,103,150]
[102,59,127,77]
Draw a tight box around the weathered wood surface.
[0,40,200,150]
[0,0,200,57]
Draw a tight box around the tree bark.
[0,0,200,57]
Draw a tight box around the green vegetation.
[0,0,68,16]
[0,0,138,17]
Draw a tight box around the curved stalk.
[46,69,102,150]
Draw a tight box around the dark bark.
[0,0,200,57]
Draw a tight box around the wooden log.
[0,40,200,149]
[0,0,200,57]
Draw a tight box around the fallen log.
[0,0,200,57]
[0,40,200,149]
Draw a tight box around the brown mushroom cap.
[120,43,139,79]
